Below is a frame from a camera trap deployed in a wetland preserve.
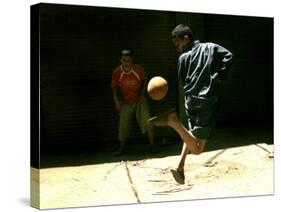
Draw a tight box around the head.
[119,49,133,72]
[171,24,194,53]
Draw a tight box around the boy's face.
[172,35,190,53]
[120,55,133,72]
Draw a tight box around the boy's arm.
[138,66,147,101]
[112,87,121,112]
[215,44,233,79]
[111,70,121,111]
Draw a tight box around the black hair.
[171,24,194,41]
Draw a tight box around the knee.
[192,148,203,155]
[191,140,206,155]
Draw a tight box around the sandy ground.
[31,142,274,209]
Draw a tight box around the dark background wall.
[204,14,273,125]
[38,4,273,151]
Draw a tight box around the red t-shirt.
[111,64,145,104]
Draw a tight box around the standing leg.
[136,100,155,148]
[169,112,206,183]
[115,103,134,155]
[149,111,206,183]
[147,126,154,146]
[170,142,189,184]
[177,142,189,172]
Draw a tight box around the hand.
[115,101,121,112]
[138,95,145,102]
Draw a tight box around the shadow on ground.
[39,125,273,169]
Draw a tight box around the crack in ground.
[124,161,141,203]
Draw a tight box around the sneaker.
[171,169,185,184]
[148,108,176,126]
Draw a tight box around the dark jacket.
[178,40,233,111]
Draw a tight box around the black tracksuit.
[177,40,233,139]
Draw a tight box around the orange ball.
[147,76,168,100]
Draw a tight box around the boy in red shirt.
[111,49,154,155]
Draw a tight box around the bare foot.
[171,169,185,184]
[148,108,177,126]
